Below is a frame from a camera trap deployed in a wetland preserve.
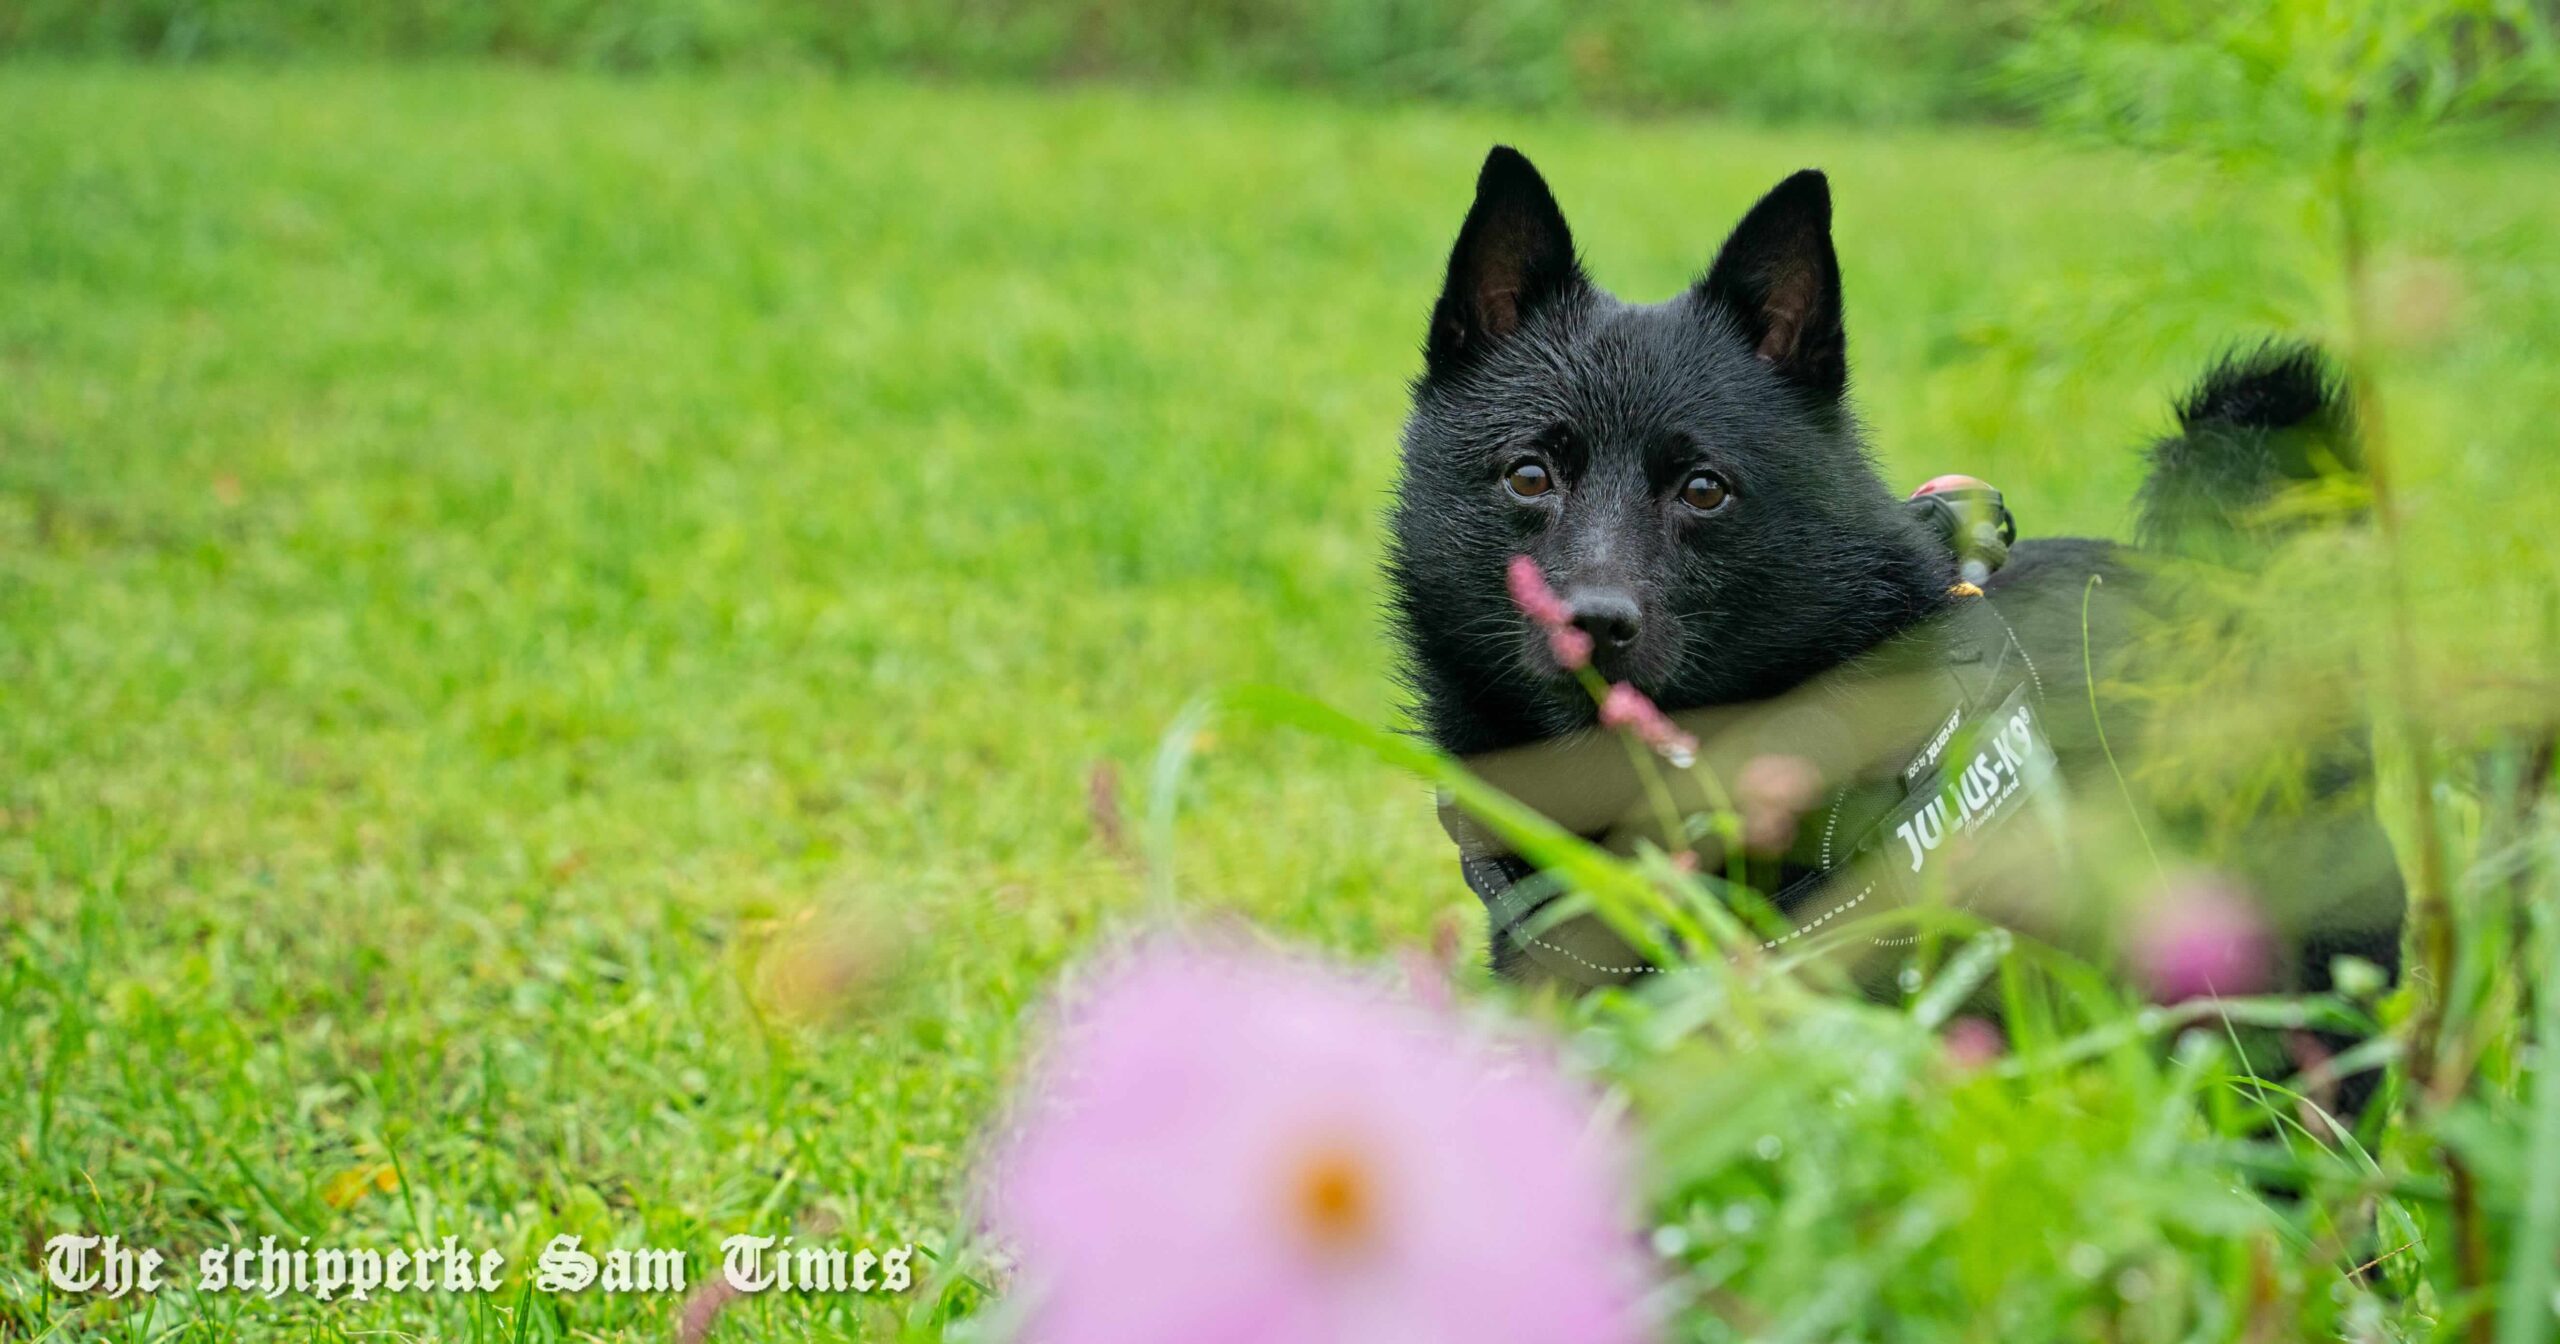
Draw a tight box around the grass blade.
[2495,898,2560,1344]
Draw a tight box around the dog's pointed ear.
[1426,147,1583,376]
[1695,170,1846,404]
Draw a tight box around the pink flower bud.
[1598,683,1697,766]
[1546,625,1593,671]
[1505,555,1574,631]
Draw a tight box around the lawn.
[3,66,2556,1340]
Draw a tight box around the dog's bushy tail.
[2136,342,2359,556]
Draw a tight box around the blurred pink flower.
[1942,1016,2006,1071]
[1507,555,1596,670]
[1547,624,1595,671]
[1735,753,1823,854]
[1598,683,1697,766]
[2130,872,2275,1002]
[986,940,1650,1344]
[1506,554,1574,631]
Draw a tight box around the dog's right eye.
[1504,461,1554,499]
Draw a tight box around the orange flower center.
[1289,1145,1377,1254]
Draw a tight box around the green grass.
[1,0,2024,124]
[2,65,2556,1340]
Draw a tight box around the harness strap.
[1450,595,2057,988]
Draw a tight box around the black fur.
[1385,147,2398,998]
[2137,341,2358,554]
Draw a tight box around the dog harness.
[1447,477,2057,989]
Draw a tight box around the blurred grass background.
[11,0,2550,128]
[1,6,2557,1341]
[1,0,2027,122]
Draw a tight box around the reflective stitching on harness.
[1754,880,1874,950]
[1520,930,1654,977]
[1515,876,1877,978]
[1982,600,2046,700]
[1476,854,1659,977]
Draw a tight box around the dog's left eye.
[1680,472,1733,513]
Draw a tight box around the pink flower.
[1505,555,1574,631]
[1598,682,1697,766]
[1942,1017,2006,1071]
[1735,753,1823,854]
[2129,872,2274,1002]
[985,940,1650,1344]
[1508,557,1592,670]
[1547,624,1594,671]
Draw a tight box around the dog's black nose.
[1568,591,1642,650]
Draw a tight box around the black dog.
[1385,147,2402,997]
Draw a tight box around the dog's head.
[1387,147,1951,754]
